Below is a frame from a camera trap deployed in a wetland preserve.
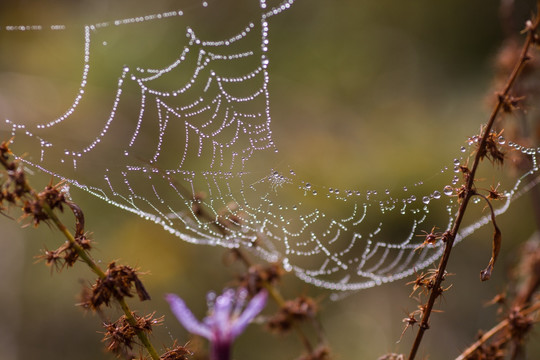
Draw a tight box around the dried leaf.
[67,201,85,237]
[480,225,502,281]
[134,276,152,301]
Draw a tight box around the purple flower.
[166,288,267,360]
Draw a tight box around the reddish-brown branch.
[454,301,540,360]
[407,5,540,359]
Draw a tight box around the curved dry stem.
[407,4,540,359]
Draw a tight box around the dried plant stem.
[407,5,540,360]
[261,273,315,353]
[455,301,540,360]
[43,203,162,360]
[46,207,103,276]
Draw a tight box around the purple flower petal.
[230,289,267,338]
[212,289,235,339]
[165,293,213,339]
[166,288,268,360]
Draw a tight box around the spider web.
[1,0,539,292]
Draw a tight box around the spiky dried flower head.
[474,127,506,166]
[102,312,163,357]
[415,226,442,251]
[507,307,533,342]
[34,232,94,272]
[88,262,150,310]
[103,315,137,356]
[407,268,451,298]
[159,343,193,360]
[266,295,319,334]
[237,263,285,295]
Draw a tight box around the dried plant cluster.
[0,143,185,359]
[2,1,540,360]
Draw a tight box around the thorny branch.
[407,4,540,359]
[455,296,540,360]
[455,233,540,359]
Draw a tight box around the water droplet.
[282,258,292,272]
[422,196,430,204]
[498,136,506,145]
[432,191,441,199]
[312,190,318,195]
[453,158,460,166]
[403,186,408,192]
[460,146,467,153]
[443,186,453,196]
[385,189,390,195]
[305,183,312,190]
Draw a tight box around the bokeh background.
[0,0,539,359]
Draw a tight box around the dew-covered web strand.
[2,0,539,293]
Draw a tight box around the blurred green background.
[1,0,539,359]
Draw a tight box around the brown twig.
[454,301,540,360]
[466,233,540,359]
[407,4,540,359]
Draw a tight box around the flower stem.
[211,341,232,360]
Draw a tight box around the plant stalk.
[407,6,540,359]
